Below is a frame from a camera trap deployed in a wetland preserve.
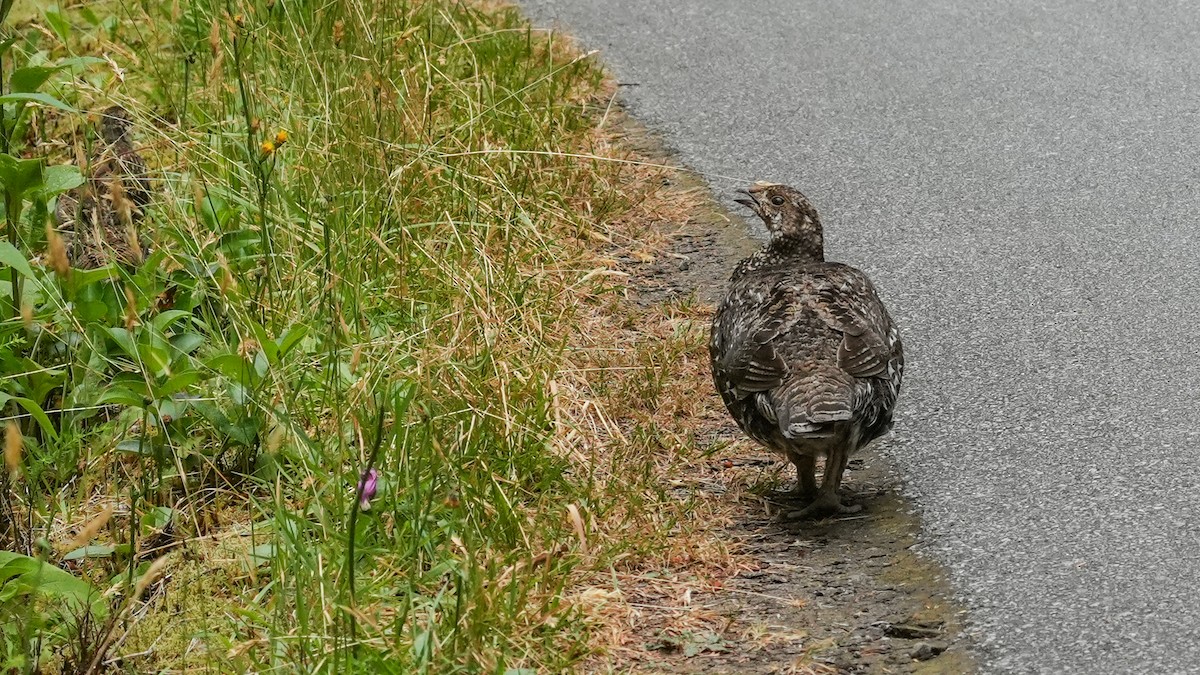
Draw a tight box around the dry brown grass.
[541,105,777,671]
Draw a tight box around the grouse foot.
[781,493,861,520]
[766,485,818,503]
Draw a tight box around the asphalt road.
[521,1,1200,672]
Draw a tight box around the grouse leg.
[784,446,861,519]
[768,452,818,503]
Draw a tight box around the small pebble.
[910,641,947,661]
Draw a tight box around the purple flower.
[357,468,378,512]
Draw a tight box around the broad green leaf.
[0,394,57,439]
[191,401,229,428]
[206,353,248,380]
[115,438,152,454]
[96,386,146,407]
[106,327,137,360]
[0,241,34,278]
[75,300,109,322]
[170,332,205,355]
[0,575,20,602]
[61,545,115,561]
[277,324,309,358]
[149,309,192,333]
[413,630,432,660]
[0,551,107,619]
[143,507,173,531]
[0,154,44,198]
[158,371,203,397]
[249,320,277,364]
[154,396,188,423]
[0,92,74,112]
[57,56,106,72]
[226,382,246,407]
[11,65,66,94]
[248,543,275,567]
[43,10,71,42]
[139,330,173,377]
[36,164,84,199]
[224,414,261,446]
[71,266,118,288]
[100,14,118,38]
[253,350,268,377]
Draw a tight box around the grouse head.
[98,106,134,145]
[735,182,824,260]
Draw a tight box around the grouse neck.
[767,231,825,264]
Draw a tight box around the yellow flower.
[260,140,275,155]
[275,129,289,146]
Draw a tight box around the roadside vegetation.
[0,0,742,672]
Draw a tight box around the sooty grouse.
[709,182,904,519]
[54,105,151,269]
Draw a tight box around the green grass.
[0,1,680,672]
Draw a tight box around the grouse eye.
[769,195,785,206]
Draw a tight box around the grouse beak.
[734,189,760,214]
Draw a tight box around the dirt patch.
[625,449,976,675]
[592,107,977,674]
[610,135,758,310]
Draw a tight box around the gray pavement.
[520,1,1200,672]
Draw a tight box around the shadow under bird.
[709,183,904,519]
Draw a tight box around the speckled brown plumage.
[53,106,150,269]
[710,183,903,518]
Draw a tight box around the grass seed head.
[126,221,144,262]
[109,176,133,226]
[237,339,260,359]
[265,423,286,454]
[208,19,220,56]
[217,260,236,296]
[135,555,171,599]
[69,505,114,549]
[567,503,588,555]
[4,422,21,476]
[124,285,140,329]
[45,222,70,277]
[206,51,224,84]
